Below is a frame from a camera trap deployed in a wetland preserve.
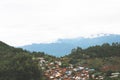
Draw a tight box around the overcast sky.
[0,0,120,46]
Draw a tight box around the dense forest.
[68,42,120,58]
[0,41,55,80]
[0,41,120,80]
[65,42,120,71]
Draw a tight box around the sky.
[0,0,120,46]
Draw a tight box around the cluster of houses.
[36,57,119,80]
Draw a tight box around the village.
[36,57,120,80]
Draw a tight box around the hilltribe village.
[35,57,120,80]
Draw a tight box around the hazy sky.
[0,0,120,46]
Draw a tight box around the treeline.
[67,42,120,59]
[0,41,48,80]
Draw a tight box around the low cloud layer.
[0,0,120,46]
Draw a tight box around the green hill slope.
[65,42,120,72]
[0,41,44,80]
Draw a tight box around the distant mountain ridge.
[21,34,120,57]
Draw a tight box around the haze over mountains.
[21,34,120,57]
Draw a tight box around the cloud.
[0,0,120,46]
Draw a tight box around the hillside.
[64,42,120,72]
[0,41,120,80]
[21,34,120,56]
[0,41,49,80]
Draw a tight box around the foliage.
[68,42,120,59]
[0,41,120,79]
[66,42,120,71]
[0,41,44,80]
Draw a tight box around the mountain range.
[20,34,120,57]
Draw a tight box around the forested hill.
[0,41,28,55]
[0,41,120,79]
[0,41,53,80]
[67,42,120,59]
[65,42,120,72]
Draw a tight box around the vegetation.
[0,41,120,80]
[68,42,120,58]
[0,41,47,80]
[65,42,120,72]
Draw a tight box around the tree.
[0,52,42,80]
